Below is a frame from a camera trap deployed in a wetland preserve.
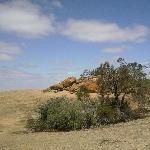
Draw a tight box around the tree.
[80,69,91,79]
[116,58,147,106]
[87,58,148,107]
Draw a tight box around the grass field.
[0,90,150,150]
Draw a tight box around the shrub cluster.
[27,96,139,132]
[76,85,90,101]
[27,97,91,131]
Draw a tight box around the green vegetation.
[96,105,121,125]
[76,85,90,101]
[27,58,150,132]
[82,58,150,107]
[27,97,140,132]
[27,97,92,131]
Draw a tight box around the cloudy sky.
[0,0,149,90]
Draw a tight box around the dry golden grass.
[0,90,150,150]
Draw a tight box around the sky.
[0,0,150,91]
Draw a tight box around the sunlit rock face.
[44,76,99,93]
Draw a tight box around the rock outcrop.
[44,76,99,93]
[61,77,76,88]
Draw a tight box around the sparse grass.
[0,90,150,150]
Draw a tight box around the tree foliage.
[81,58,149,107]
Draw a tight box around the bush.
[94,97,139,125]
[96,105,121,125]
[27,96,143,132]
[27,97,92,132]
[76,85,90,101]
[119,100,140,122]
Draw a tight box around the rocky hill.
[44,76,99,93]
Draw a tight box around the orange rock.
[84,81,98,93]
[45,76,100,93]
[61,77,76,88]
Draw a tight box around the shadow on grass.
[11,130,29,135]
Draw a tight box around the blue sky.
[0,0,150,90]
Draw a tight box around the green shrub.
[27,97,91,132]
[96,97,140,123]
[96,105,121,125]
[26,118,48,132]
[27,96,143,132]
[119,100,140,122]
[76,85,90,101]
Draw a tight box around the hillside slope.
[0,90,150,150]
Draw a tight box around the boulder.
[76,79,83,84]
[83,81,98,93]
[69,81,98,93]
[61,77,76,88]
[49,83,63,91]
[69,83,79,92]
[45,76,99,93]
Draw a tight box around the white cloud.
[0,53,14,61]
[102,46,125,53]
[52,0,63,8]
[0,0,55,38]
[60,19,149,43]
[0,66,49,90]
[23,63,38,68]
[0,42,22,61]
